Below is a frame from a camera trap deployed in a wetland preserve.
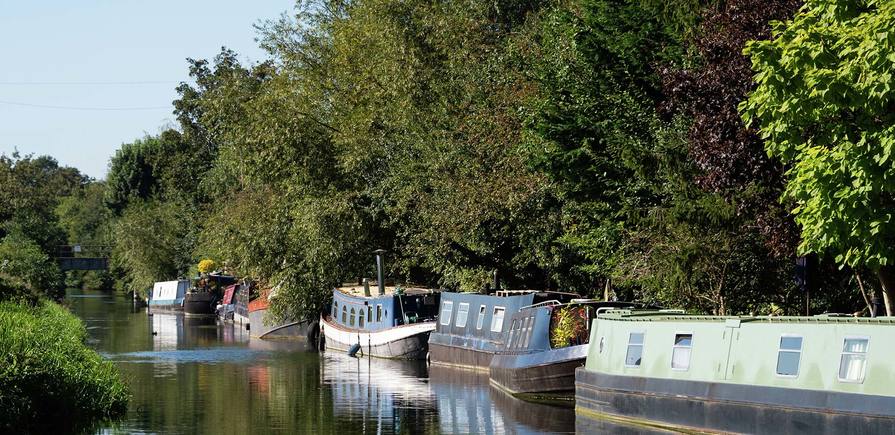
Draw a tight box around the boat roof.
[335,283,435,298]
[597,309,895,325]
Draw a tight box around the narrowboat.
[575,309,895,434]
[428,290,579,370]
[183,272,236,316]
[148,279,190,312]
[320,282,440,359]
[489,300,641,399]
[247,287,314,340]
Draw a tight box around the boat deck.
[335,283,434,298]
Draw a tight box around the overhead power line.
[0,80,180,86]
[0,99,171,111]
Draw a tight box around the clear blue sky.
[0,1,294,179]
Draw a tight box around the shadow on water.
[68,289,658,434]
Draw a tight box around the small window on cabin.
[476,305,487,330]
[349,308,356,327]
[376,305,383,322]
[456,303,470,328]
[671,333,692,371]
[368,306,373,323]
[341,305,347,323]
[523,316,534,348]
[838,337,869,382]
[440,301,454,326]
[775,335,802,377]
[359,309,365,328]
[491,307,506,333]
[508,319,519,348]
[625,332,644,367]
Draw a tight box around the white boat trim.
[321,315,435,347]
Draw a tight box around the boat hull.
[321,316,434,359]
[489,344,587,397]
[183,293,217,316]
[249,308,313,340]
[575,368,895,435]
[428,342,495,371]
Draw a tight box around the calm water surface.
[67,289,590,434]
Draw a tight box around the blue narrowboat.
[489,299,643,399]
[427,290,579,370]
[320,282,440,359]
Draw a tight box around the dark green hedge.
[0,301,129,433]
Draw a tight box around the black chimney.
[374,249,387,296]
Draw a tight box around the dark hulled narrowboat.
[489,300,640,399]
[183,272,236,316]
[427,290,579,370]
[247,287,314,340]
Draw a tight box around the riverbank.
[0,299,130,433]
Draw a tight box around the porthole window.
[440,301,454,325]
[839,337,869,383]
[671,333,692,371]
[775,335,802,377]
[625,332,644,367]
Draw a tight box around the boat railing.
[595,306,618,316]
[520,300,562,310]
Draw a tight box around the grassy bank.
[0,300,129,433]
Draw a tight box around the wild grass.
[0,300,130,433]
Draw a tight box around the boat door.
[720,318,740,380]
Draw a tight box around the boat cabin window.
[349,308,356,327]
[376,305,382,322]
[775,335,802,377]
[523,316,534,348]
[456,303,470,328]
[491,307,506,333]
[368,306,373,323]
[476,305,486,330]
[359,309,365,328]
[671,333,692,371]
[508,319,520,348]
[341,306,347,323]
[625,332,644,367]
[838,337,869,383]
[440,301,453,326]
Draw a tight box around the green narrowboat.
[575,309,895,434]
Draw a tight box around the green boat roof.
[597,309,895,325]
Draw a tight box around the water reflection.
[68,289,641,434]
[429,366,575,434]
[321,354,437,433]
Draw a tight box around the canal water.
[67,289,581,434]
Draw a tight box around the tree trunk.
[877,265,895,316]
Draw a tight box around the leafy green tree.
[742,0,895,313]
[111,200,195,295]
[0,232,64,301]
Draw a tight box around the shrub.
[0,301,129,432]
